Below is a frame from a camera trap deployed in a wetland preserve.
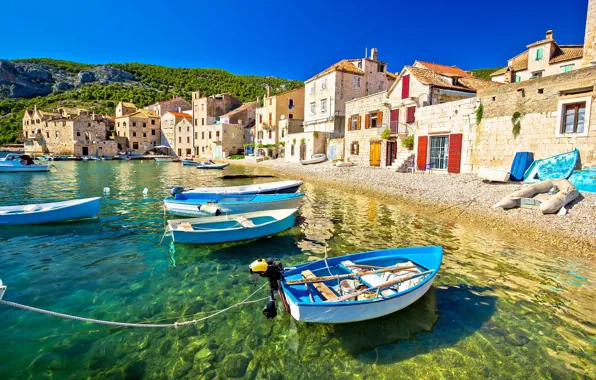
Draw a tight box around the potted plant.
[401,135,414,150]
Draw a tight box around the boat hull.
[286,276,435,323]
[300,154,327,165]
[524,149,579,183]
[0,165,50,172]
[155,157,178,162]
[181,180,303,196]
[170,211,296,244]
[569,168,596,193]
[477,167,510,182]
[164,194,303,217]
[195,163,229,169]
[0,197,101,225]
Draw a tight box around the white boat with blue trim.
[0,197,101,225]
[249,246,442,323]
[171,180,302,196]
[0,154,50,172]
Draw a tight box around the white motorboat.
[300,153,327,165]
[0,154,50,172]
[172,180,303,196]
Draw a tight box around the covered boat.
[173,180,302,196]
[0,154,50,172]
[477,167,510,182]
[0,197,101,225]
[523,149,579,183]
[168,208,297,244]
[300,154,327,165]
[249,246,442,323]
[569,168,596,193]
[164,193,305,217]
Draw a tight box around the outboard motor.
[198,203,222,216]
[171,186,185,196]
[249,258,285,319]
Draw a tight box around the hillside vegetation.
[0,58,303,144]
[469,67,504,80]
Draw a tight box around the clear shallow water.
[0,158,594,379]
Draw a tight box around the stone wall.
[327,138,344,161]
[583,0,596,67]
[175,118,194,157]
[284,131,327,163]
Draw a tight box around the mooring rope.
[0,282,268,329]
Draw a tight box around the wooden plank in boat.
[179,222,194,231]
[301,270,338,301]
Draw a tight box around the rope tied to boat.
[0,282,268,329]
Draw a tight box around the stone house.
[282,120,326,163]
[196,102,257,159]
[191,91,242,156]
[22,107,117,156]
[161,111,193,157]
[255,86,305,157]
[114,109,161,154]
[344,61,499,169]
[415,65,596,174]
[115,101,137,117]
[491,31,585,83]
[144,96,192,117]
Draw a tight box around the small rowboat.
[335,161,354,167]
[477,167,510,182]
[524,149,579,183]
[0,197,101,225]
[300,153,327,165]
[168,209,297,245]
[155,157,178,163]
[172,180,303,196]
[0,154,50,172]
[249,246,442,323]
[195,162,229,170]
[164,193,305,217]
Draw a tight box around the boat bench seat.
[177,222,194,231]
[341,260,422,296]
[235,216,255,228]
[302,270,339,301]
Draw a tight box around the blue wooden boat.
[0,197,101,225]
[168,209,297,245]
[182,159,199,166]
[173,180,303,196]
[249,246,442,323]
[510,152,534,181]
[164,193,305,217]
[524,149,579,183]
[569,168,596,193]
[195,162,229,169]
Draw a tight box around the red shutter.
[401,75,410,99]
[406,106,416,123]
[417,136,428,170]
[448,133,463,173]
[390,109,399,133]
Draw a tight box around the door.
[82,146,89,156]
[386,141,397,166]
[370,141,381,166]
[448,133,463,173]
[299,144,306,160]
[429,136,449,170]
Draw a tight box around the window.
[201,104,205,111]
[515,75,521,83]
[288,113,294,119]
[282,129,285,138]
[268,130,272,139]
[291,145,295,156]
[202,118,205,126]
[151,120,155,125]
[560,64,574,73]
[535,47,544,61]
[187,127,190,132]
[531,71,543,79]
[310,102,316,115]
[133,142,138,149]
[320,99,327,114]
[321,78,327,90]
[177,148,182,156]
[259,114,262,123]
[350,142,359,155]
[88,123,91,127]
[268,113,272,125]
[55,131,59,138]
[77,131,81,137]
[288,99,294,109]
[357,61,362,69]
[133,122,136,127]
[310,84,315,94]
[368,112,378,128]
[195,132,198,139]
[179,127,182,132]
[179,137,182,143]
[152,129,156,136]
[202,146,205,152]
[46,131,49,138]
[353,76,360,89]
[123,122,127,127]
[406,106,416,123]
[194,119,197,126]
[216,131,220,139]
[349,115,360,131]
[187,137,190,143]
[269,98,272,106]
[401,75,410,99]
[133,132,137,137]
[561,102,586,134]
[208,132,212,139]
[202,132,205,139]
[143,133,147,138]
[143,123,146,128]
[377,64,385,72]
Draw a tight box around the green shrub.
[381,128,390,139]
[401,135,414,149]
[512,112,522,138]
[475,103,483,125]
[228,155,244,160]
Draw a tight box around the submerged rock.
[194,347,214,362]
[505,333,530,346]
[221,354,250,378]
[171,359,193,378]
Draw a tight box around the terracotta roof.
[549,45,584,63]
[221,102,257,117]
[491,51,529,76]
[166,111,192,119]
[116,109,159,119]
[306,60,364,82]
[526,38,556,48]
[406,66,499,92]
[120,101,136,108]
[415,61,475,78]
[386,72,398,80]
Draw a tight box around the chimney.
[546,30,553,40]
[504,67,514,84]
[266,87,271,97]
[370,48,378,61]
[178,106,182,113]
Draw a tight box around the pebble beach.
[230,158,596,258]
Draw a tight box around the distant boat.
[0,197,101,225]
[195,162,229,169]
[335,161,354,167]
[300,153,327,165]
[155,157,178,162]
[164,193,305,217]
[249,246,442,323]
[524,149,579,183]
[168,208,297,244]
[172,180,303,196]
[0,154,50,172]
[182,159,199,166]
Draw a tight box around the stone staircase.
[388,152,415,172]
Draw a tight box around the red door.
[448,133,463,173]
[417,136,428,170]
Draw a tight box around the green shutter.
[536,48,543,60]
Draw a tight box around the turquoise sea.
[0,155,594,379]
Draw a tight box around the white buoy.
[103,187,110,194]
[143,188,149,196]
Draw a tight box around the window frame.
[555,96,591,138]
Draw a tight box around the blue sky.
[0,0,589,80]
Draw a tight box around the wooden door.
[448,133,463,173]
[300,144,306,160]
[370,141,381,166]
[386,141,397,166]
